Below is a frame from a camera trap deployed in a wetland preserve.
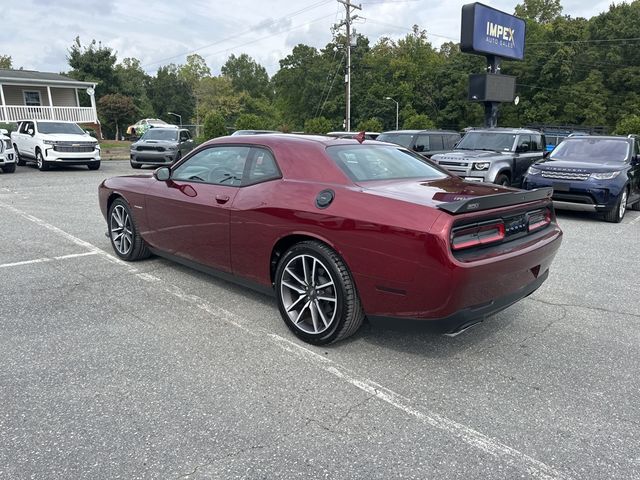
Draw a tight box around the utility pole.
[337,0,361,132]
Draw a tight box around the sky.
[1,0,614,77]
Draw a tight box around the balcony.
[0,105,97,124]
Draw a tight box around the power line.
[528,37,640,45]
[142,0,333,68]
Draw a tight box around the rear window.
[327,145,448,182]
[376,133,414,148]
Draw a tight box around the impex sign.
[461,3,526,61]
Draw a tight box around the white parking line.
[0,251,97,269]
[0,201,137,273]
[630,214,640,225]
[2,203,572,480]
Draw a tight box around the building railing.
[0,106,97,123]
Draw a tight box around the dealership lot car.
[129,127,195,168]
[523,135,640,222]
[99,135,562,344]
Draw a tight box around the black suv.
[523,135,640,222]
[376,130,461,158]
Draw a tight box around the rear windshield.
[551,138,630,163]
[141,129,178,141]
[327,145,448,182]
[37,122,85,135]
[376,133,414,148]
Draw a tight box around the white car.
[0,128,16,173]
[11,120,101,171]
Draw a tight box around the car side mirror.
[27,129,34,136]
[154,167,171,181]
[543,151,550,159]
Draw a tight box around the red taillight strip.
[451,221,505,251]
[528,209,551,232]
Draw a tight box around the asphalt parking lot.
[1,161,639,480]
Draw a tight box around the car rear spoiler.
[437,188,553,214]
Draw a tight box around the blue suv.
[523,135,640,223]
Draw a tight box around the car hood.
[41,134,96,142]
[356,177,514,208]
[133,139,178,147]
[432,150,508,161]
[536,158,627,173]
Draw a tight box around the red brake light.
[451,221,505,251]
[528,209,551,232]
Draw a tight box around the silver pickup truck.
[431,128,546,187]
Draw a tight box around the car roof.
[205,133,388,148]
[465,127,542,134]
[561,135,631,141]
[379,130,460,135]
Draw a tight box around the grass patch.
[100,140,132,149]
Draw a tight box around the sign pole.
[484,55,501,128]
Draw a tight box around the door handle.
[215,194,230,204]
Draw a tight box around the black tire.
[603,187,628,223]
[494,173,510,186]
[36,149,49,171]
[130,160,142,169]
[3,163,16,173]
[275,241,364,345]
[107,198,151,261]
[87,161,101,170]
[13,145,25,166]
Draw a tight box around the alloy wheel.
[280,254,338,335]
[110,204,133,255]
[619,189,627,220]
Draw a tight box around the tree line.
[3,0,640,139]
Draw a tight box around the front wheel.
[494,174,510,186]
[87,161,101,170]
[2,163,16,173]
[275,241,364,345]
[14,145,25,166]
[108,198,151,261]
[36,150,49,171]
[604,187,628,223]
[130,160,141,169]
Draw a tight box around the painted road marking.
[0,251,97,269]
[2,203,572,480]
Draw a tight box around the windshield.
[37,122,85,135]
[550,138,630,163]
[327,145,448,182]
[141,129,178,141]
[376,133,414,148]
[456,132,516,152]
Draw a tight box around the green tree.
[146,65,195,124]
[514,0,562,24]
[97,94,138,140]
[222,54,271,99]
[356,118,383,132]
[615,115,640,136]
[196,76,243,123]
[67,37,119,98]
[115,58,153,118]
[403,114,435,130]
[202,111,228,140]
[304,116,333,134]
[179,54,211,89]
[235,113,271,130]
[0,55,12,69]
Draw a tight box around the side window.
[444,135,458,149]
[428,135,444,150]
[179,131,189,142]
[414,135,430,152]
[172,146,250,186]
[517,135,531,152]
[530,134,542,151]
[245,148,281,185]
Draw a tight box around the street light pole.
[385,97,399,130]
[167,112,182,126]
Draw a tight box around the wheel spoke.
[317,296,337,303]
[286,293,307,312]
[302,256,309,284]
[314,300,329,328]
[282,280,305,294]
[294,300,311,324]
[316,280,333,289]
[285,267,306,288]
[309,301,320,333]
[311,258,317,285]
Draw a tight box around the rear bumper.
[369,269,548,334]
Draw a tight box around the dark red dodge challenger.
[99,134,562,345]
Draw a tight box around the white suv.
[11,120,101,171]
[0,128,16,173]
